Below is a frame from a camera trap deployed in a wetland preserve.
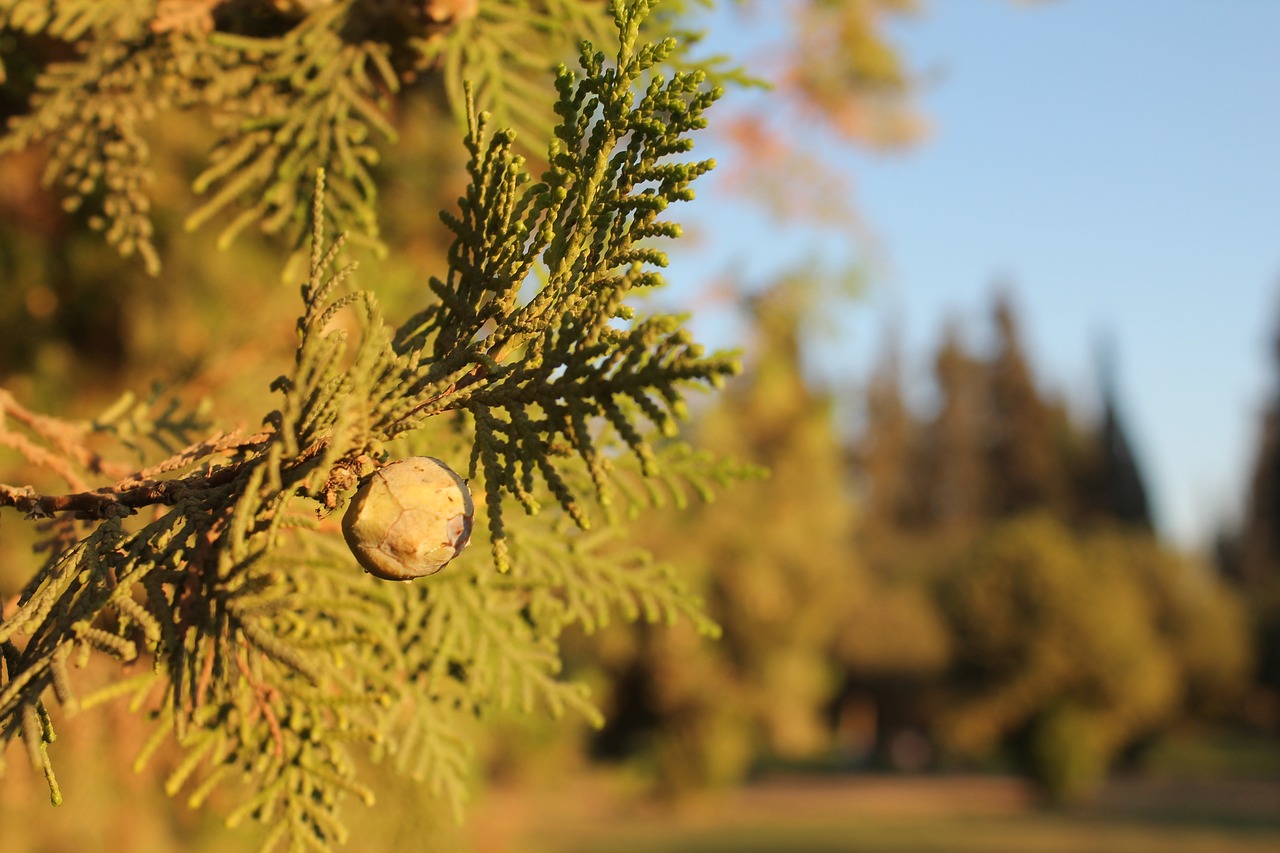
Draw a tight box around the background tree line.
[575,282,1257,805]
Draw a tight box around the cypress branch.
[0,3,749,849]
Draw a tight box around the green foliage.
[1,0,166,271]
[0,3,739,849]
[935,514,1249,803]
[402,24,734,569]
[0,0,719,273]
[1023,702,1108,806]
[586,284,872,792]
[421,0,617,145]
[1098,530,1252,721]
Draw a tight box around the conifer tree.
[926,322,988,533]
[1087,339,1153,530]
[1240,410,1280,589]
[985,293,1061,518]
[857,331,922,540]
[1241,316,1280,587]
[1234,304,1280,718]
[850,288,1249,789]
[0,2,743,848]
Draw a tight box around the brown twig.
[0,432,323,520]
[1,464,239,519]
[0,431,90,492]
[0,388,133,483]
[113,429,267,489]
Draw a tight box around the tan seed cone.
[342,456,474,581]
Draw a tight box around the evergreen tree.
[1088,339,1153,530]
[925,321,988,533]
[850,286,1250,794]
[1241,318,1280,589]
[856,330,922,538]
[984,292,1061,518]
[1233,303,1280,717]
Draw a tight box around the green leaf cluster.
[0,0,656,273]
[403,25,732,569]
[0,3,740,849]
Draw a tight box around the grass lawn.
[480,767,1280,853]
[553,816,1280,853]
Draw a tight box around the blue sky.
[663,0,1280,549]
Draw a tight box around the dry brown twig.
[0,422,281,520]
[0,389,132,490]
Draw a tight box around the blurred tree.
[1224,302,1280,729]
[786,0,924,147]
[934,515,1245,803]
[856,330,924,540]
[589,283,860,791]
[710,0,925,224]
[1093,356,1154,530]
[1094,531,1251,724]
[840,327,955,768]
[1071,338,1154,531]
[1238,392,1280,590]
[925,322,989,533]
[984,293,1063,518]
[849,289,1249,795]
